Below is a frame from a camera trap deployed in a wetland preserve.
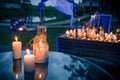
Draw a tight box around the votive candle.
[24,49,35,72]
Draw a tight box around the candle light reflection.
[16,74,18,80]
[39,73,42,79]
[13,59,22,80]
[35,63,48,80]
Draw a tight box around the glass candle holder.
[33,26,49,63]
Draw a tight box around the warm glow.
[18,27,23,31]
[39,73,42,79]
[70,29,72,34]
[39,39,44,48]
[40,39,42,45]
[15,36,18,41]
[26,49,30,55]
[16,74,18,79]
[66,30,69,34]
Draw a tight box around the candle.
[77,29,82,38]
[66,30,70,38]
[24,49,35,72]
[113,35,117,42]
[12,36,22,59]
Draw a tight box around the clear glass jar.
[33,26,49,63]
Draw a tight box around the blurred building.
[81,0,100,7]
[0,0,30,8]
[80,0,100,13]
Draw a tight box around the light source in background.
[65,25,118,43]
[18,27,24,31]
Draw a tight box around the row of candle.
[65,28,118,42]
[12,36,47,73]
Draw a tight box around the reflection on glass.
[35,62,48,80]
[64,56,90,80]
[13,59,22,79]
[24,71,34,80]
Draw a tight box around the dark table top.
[0,51,113,80]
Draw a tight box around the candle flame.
[15,36,18,41]
[16,74,18,79]
[26,49,30,55]
[66,30,69,34]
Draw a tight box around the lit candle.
[77,29,82,38]
[113,35,117,42]
[24,49,35,72]
[72,29,76,38]
[66,30,70,38]
[12,36,22,59]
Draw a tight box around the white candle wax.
[12,36,22,59]
[24,49,35,72]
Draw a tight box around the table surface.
[0,51,113,80]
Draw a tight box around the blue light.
[13,23,16,26]
[15,21,18,24]
[19,19,22,22]
[10,26,13,29]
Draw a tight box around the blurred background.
[0,0,120,80]
[0,0,120,51]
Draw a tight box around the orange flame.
[15,36,18,41]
